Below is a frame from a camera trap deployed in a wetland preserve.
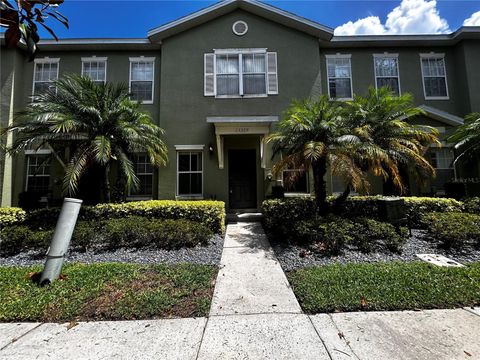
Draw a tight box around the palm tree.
[4,74,168,202]
[267,96,368,213]
[346,87,440,196]
[447,112,480,170]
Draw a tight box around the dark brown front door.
[229,149,257,209]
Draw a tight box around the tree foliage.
[268,87,439,212]
[448,112,480,166]
[0,0,68,60]
[3,74,168,202]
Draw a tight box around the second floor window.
[204,50,278,97]
[326,55,352,100]
[374,55,400,95]
[129,57,155,103]
[82,57,107,84]
[421,55,448,99]
[33,59,59,96]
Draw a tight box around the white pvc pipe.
[39,198,83,285]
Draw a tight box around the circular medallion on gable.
[232,20,248,36]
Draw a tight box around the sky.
[26,0,480,39]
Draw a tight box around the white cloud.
[334,0,450,36]
[464,11,480,26]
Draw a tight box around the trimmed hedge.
[0,207,26,227]
[424,212,480,250]
[464,197,480,214]
[14,200,225,234]
[293,216,407,255]
[262,196,463,232]
[0,216,213,256]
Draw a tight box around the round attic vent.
[232,21,248,36]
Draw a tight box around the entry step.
[226,212,264,223]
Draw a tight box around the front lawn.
[0,263,218,322]
[288,262,480,313]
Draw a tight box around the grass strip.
[0,263,218,322]
[287,261,480,313]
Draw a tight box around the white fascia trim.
[39,38,151,45]
[129,56,156,62]
[81,56,108,62]
[24,149,52,155]
[325,54,351,59]
[175,145,205,151]
[34,57,60,63]
[147,0,333,38]
[206,116,279,123]
[373,53,399,58]
[418,105,464,126]
[420,53,445,58]
[214,48,267,54]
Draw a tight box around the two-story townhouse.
[1,0,480,210]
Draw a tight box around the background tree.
[267,96,368,213]
[1,0,68,60]
[447,112,480,170]
[346,87,440,197]
[3,74,168,203]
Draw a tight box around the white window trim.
[129,56,155,104]
[419,53,449,100]
[81,57,108,83]
[176,150,204,198]
[32,57,60,97]
[175,145,205,151]
[25,154,51,192]
[325,54,353,101]
[213,50,269,99]
[373,53,401,95]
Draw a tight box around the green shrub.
[24,200,225,234]
[403,197,463,228]
[0,207,26,227]
[0,225,32,256]
[463,197,480,214]
[352,218,407,253]
[295,217,355,255]
[425,212,480,250]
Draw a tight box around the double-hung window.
[177,150,203,197]
[204,50,278,97]
[420,54,448,99]
[130,154,153,197]
[283,168,309,194]
[82,57,107,84]
[374,54,400,95]
[32,58,59,97]
[326,55,353,100]
[25,152,51,195]
[129,57,155,103]
[430,148,454,170]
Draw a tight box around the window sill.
[215,94,268,99]
[329,97,353,102]
[139,100,154,105]
[176,195,204,200]
[126,196,153,201]
[425,97,449,101]
[284,193,312,197]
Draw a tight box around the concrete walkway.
[1,222,479,359]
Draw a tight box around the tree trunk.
[332,184,351,213]
[312,157,328,215]
[103,164,111,203]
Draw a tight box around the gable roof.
[147,0,334,43]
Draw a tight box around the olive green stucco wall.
[158,9,322,208]
[1,6,479,207]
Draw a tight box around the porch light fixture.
[208,143,214,154]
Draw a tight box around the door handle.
[229,189,233,194]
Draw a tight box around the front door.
[229,150,257,209]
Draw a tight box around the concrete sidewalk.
[1,222,479,359]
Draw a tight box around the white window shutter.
[267,52,278,95]
[204,53,215,96]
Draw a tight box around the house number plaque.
[235,127,250,133]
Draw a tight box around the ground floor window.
[130,154,153,197]
[177,151,203,196]
[283,168,309,193]
[25,155,51,195]
[429,147,455,193]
